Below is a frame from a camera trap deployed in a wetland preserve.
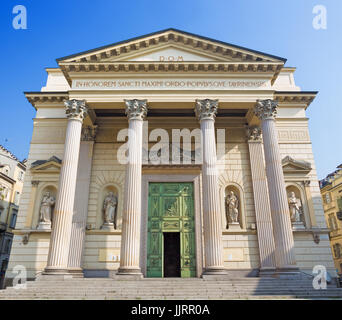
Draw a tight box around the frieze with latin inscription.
[72,78,270,91]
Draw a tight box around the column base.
[273,266,301,279]
[201,267,229,280]
[36,267,73,281]
[67,267,84,278]
[116,267,143,279]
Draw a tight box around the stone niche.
[36,185,57,230]
[224,185,243,230]
[98,185,119,231]
[286,184,306,230]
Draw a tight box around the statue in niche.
[225,191,239,229]
[288,192,302,223]
[102,192,118,230]
[37,192,55,230]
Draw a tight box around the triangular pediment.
[282,156,312,173]
[111,45,226,62]
[57,28,286,64]
[31,156,62,173]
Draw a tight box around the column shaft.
[254,99,297,271]
[201,120,225,272]
[118,99,147,276]
[46,119,82,272]
[44,100,87,274]
[247,128,276,271]
[68,139,95,273]
[195,99,226,275]
[262,118,296,269]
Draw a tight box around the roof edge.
[56,28,287,63]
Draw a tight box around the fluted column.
[254,100,297,271]
[67,126,96,275]
[44,99,87,274]
[246,126,276,273]
[195,99,226,275]
[117,99,147,276]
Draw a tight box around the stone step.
[15,287,339,292]
[4,286,341,291]
[1,278,341,300]
[2,296,338,300]
[1,289,341,295]
[17,282,324,287]
[20,284,321,289]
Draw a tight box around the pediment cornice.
[57,29,286,64]
[31,156,62,174]
[282,156,312,173]
[56,29,286,86]
[274,91,318,109]
[24,92,69,109]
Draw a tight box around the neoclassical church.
[7,29,335,281]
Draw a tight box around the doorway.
[146,182,196,278]
[163,232,181,277]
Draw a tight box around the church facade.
[6,29,335,281]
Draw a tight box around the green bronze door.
[147,182,196,278]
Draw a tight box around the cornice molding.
[58,61,283,86]
[25,92,69,109]
[274,91,317,109]
[56,29,286,86]
[57,29,286,64]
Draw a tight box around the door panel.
[147,182,196,278]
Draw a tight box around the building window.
[14,192,20,205]
[3,239,11,254]
[333,243,342,259]
[1,165,10,176]
[1,259,8,273]
[17,171,24,181]
[329,213,338,231]
[9,211,17,229]
[0,186,8,201]
[325,193,331,204]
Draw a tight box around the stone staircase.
[1,277,342,300]
[0,278,342,300]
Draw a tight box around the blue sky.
[0,0,341,179]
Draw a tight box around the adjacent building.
[5,29,336,284]
[0,146,26,288]
[320,165,342,275]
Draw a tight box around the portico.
[6,29,336,282]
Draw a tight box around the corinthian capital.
[254,99,278,120]
[64,99,88,121]
[195,99,218,121]
[124,99,148,120]
[246,126,262,141]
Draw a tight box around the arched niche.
[33,183,57,229]
[96,183,120,230]
[221,183,246,230]
[285,183,309,228]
